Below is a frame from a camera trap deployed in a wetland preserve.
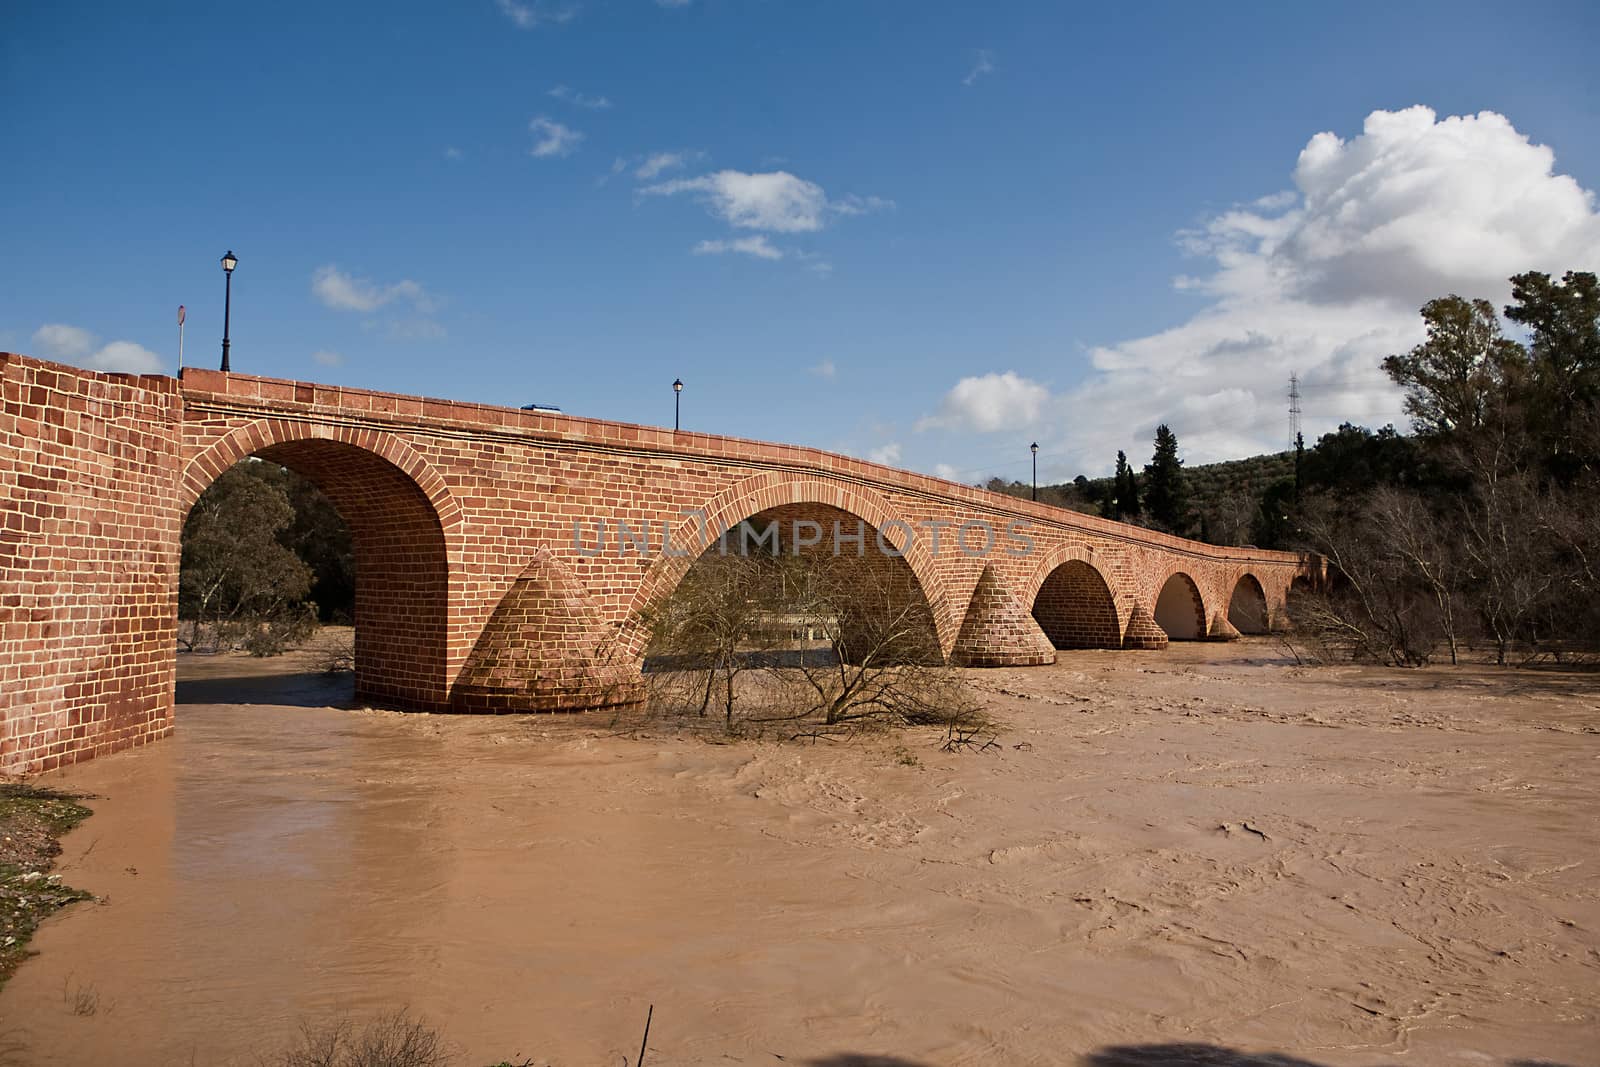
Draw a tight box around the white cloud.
[963,49,994,87]
[312,349,344,367]
[832,193,895,216]
[932,463,961,482]
[926,106,1600,472]
[810,359,837,379]
[312,265,436,313]
[548,85,611,109]
[868,442,903,466]
[641,168,886,265]
[444,146,463,160]
[916,371,1050,433]
[692,235,784,260]
[642,169,888,235]
[644,170,829,232]
[32,323,95,361]
[529,116,583,158]
[89,341,163,374]
[636,151,690,180]
[31,324,162,374]
[656,0,691,7]
[495,0,578,29]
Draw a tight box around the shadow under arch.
[1026,544,1123,650]
[1153,570,1207,641]
[1227,572,1270,634]
[180,419,461,709]
[620,473,952,662]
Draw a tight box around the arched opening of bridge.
[1032,560,1121,649]
[1153,572,1205,640]
[1227,574,1270,634]
[645,501,943,670]
[176,439,451,711]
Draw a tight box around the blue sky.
[3,1,1598,483]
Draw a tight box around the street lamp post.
[673,377,683,431]
[1030,441,1039,501]
[220,250,238,372]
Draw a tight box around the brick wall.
[2,354,1311,773]
[2,355,181,773]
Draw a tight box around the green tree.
[180,463,315,652]
[1505,270,1600,477]
[1103,450,1140,521]
[1382,295,1527,439]
[1251,478,1298,550]
[1142,423,1190,533]
[1298,423,1424,496]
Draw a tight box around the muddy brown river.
[4,642,1598,1066]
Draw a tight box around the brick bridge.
[2,353,1309,774]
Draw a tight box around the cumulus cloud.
[32,324,95,361]
[925,106,1600,472]
[529,116,583,158]
[312,265,436,313]
[644,170,829,232]
[916,371,1050,433]
[692,235,784,260]
[641,169,890,234]
[32,324,162,374]
[548,85,611,109]
[963,49,994,87]
[868,442,903,466]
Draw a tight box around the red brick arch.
[1023,542,1126,649]
[179,418,464,709]
[1152,567,1208,641]
[180,417,462,530]
[621,472,956,658]
[1226,571,1271,634]
[1022,541,1126,608]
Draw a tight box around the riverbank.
[0,783,92,989]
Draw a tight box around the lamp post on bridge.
[219,250,238,372]
[1030,441,1039,501]
[673,377,683,431]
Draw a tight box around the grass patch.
[0,782,94,989]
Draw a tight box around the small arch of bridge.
[620,471,957,661]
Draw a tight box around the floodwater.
[4,641,1599,1066]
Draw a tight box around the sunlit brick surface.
[2,353,1309,773]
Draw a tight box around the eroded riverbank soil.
[3,641,1597,1065]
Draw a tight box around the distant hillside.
[985,448,1298,546]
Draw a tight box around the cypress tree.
[1143,424,1188,533]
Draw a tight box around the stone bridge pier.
[2,353,1310,774]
